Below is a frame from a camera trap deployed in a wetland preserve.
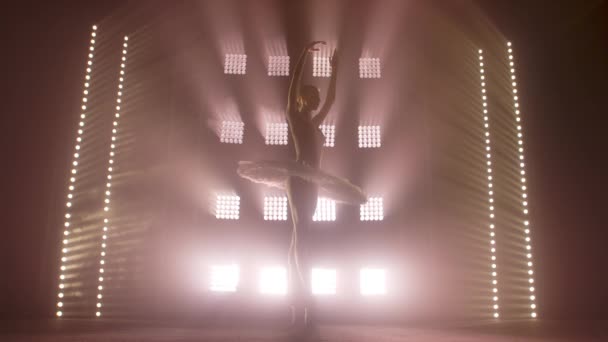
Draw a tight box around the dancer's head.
[297,85,320,113]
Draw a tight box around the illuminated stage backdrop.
[53,1,537,322]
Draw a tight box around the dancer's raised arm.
[312,48,338,127]
[287,41,326,117]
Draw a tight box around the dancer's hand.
[307,41,326,52]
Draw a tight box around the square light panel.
[360,268,387,296]
[264,196,288,221]
[319,124,336,147]
[360,197,384,221]
[358,125,381,148]
[311,268,337,295]
[265,122,289,145]
[220,121,244,144]
[359,58,381,79]
[224,54,247,75]
[259,266,287,295]
[313,197,336,222]
[210,264,239,292]
[313,55,331,77]
[268,56,290,76]
[215,195,240,220]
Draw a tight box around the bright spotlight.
[265,122,289,145]
[358,125,381,148]
[210,264,239,292]
[360,197,384,221]
[359,58,381,78]
[319,124,336,147]
[259,266,287,295]
[312,55,331,77]
[224,54,247,75]
[360,268,387,296]
[311,268,337,295]
[312,197,336,222]
[215,194,240,219]
[268,56,290,76]
[263,196,288,221]
[220,121,244,144]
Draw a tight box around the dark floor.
[1,319,607,341]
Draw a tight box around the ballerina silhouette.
[238,41,366,330]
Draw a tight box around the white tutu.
[237,160,367,205]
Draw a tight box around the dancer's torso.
[288,112,324,169]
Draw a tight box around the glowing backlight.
[210,264,239,292]
[360,268,387,296]
[311,268,336,295]
[259,266,287,295]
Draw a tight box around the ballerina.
[238,41,367,329]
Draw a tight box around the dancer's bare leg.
[287,176,317,331]
[287,178,303,326]
[287,224,303,325]
[295,220,312,326]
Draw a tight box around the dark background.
[2,0,606,320]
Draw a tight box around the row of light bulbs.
[225,54,381,78]
[56,28,130,318]
[507,42,537,318]
[209,265,387,296]
[476,43,538,319]
[94,35,129,318]
[56,24,99,318]
[217,195,384,222]
[478,48,501,319]
[224,122,377,148]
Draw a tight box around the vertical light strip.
[506,41,537,318]
[478,49,500,319]
[95,35,129,318]
[56,24,98,318]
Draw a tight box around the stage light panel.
[210,264,239,292]
[215,195,240,219]
[313,55,331,77]
[259,266,287,295]
[311,268,336,295]
[220,121,244,144]
[358,125,381,148]
[319,124,335,147]
[268,56,289,76]
[313,197,336,222]
[265,122,289,145]
[224,54,247,75]
[360,268,387,296]
[264,196,288,221]
[359,58,381,78]
[360,197,384,221]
